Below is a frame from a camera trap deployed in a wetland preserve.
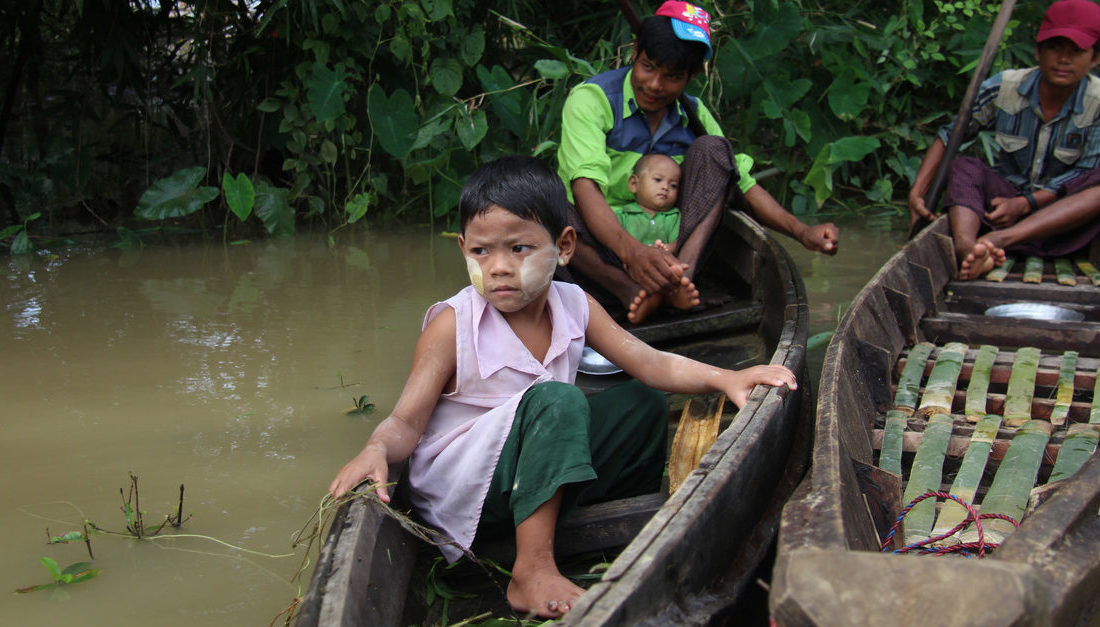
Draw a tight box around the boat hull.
[772,217,1100,626]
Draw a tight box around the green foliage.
[0,0,1056,238]
[15,558,99,593]
[135,167,219,221]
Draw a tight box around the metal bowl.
[984,302,1084,322]
[578,346,623,375]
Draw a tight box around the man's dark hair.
[459,155,569,239]
[636,16,708,75]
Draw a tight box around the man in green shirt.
[558,1,839,323]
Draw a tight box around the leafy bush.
[0,0,1054,248]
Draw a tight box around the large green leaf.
[254,181,295,237]
[828,69,871,122]
[135,167,218,220]
[222,172,255,221]
[430,57,463,96]
[367,84,418,160]
[307,62,347,123]
[804,136,882,207]
[460,26,485,66]
[421,0,452,21]
[455,109,487,151]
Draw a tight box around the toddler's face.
[459,205,561,314]
[631,157,680,211]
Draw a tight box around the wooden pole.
[910,0,1017,239]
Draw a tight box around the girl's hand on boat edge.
[724,364,797,408]
[328,446,390,502]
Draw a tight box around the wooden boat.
[771,216,1100,626]
[295,209,811,626]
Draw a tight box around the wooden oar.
[668,394,725,494]
[909,0,1017,240]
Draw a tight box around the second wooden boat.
[771,216,1100,626]
[296,209,811,626]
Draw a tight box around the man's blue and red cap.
[655,1,713,59]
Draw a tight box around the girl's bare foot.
[628,289,663,324]
[959,238,1005,280]
[506,561,585,618]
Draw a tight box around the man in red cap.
[558,1,838,324]
[909,0,1100,278]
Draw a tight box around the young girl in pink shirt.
[328,155,796,618]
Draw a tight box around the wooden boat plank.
[920,311,1100,352]
[995,454,1100,624]
[948,279,1100,307]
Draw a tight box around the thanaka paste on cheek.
[519,245,558,302]
[465,255,485,296]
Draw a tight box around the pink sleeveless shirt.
[408,281,589,561]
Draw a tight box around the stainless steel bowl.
[984,302,1084,322]
[578,346,623,375]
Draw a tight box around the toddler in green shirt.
[615,153,682,246]
[614,154,698,319]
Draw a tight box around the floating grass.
[917,342,968,416]
[1004,347,1041,427]
[976,420,1052,542]
[900,413,954,544]
[931,413,1003,543]
[985,256,1015,282]
[1075,257,1100,286]
[1049,351,1078,428]
[1093,363,1100,424]
[1054,257,1077,286]
[1022,256,1044,283]
[894,342,935,411]
[964,345,999,422]
[878,409,910,477]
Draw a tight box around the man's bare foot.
[627,289,663,324]
[959,239,1005,280]
[666,277,700,310]
[506,562,585,618]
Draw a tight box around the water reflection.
[1,228,468,626]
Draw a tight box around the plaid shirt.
[938,67,1100,193]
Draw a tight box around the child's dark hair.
[459,155,569,239]
[636,16,708,75]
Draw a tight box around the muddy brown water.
[1,214,904,625]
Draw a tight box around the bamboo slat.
[964,345,999,422]
[1075,257,1100,286]
[975,420,1052,542]
[1048,424,1100,482]
[894,342,935,411]
[1092,363,1100,424]
[1022,256,1044,283]
[1003,347,1041,427]
[930,413,1003,543]
[1054,257,1077,286]
[1049,351,1078,428]
[985,256,1015,282]
[1055,364,1100,480]
[900,413,954,544]
[917,342,969,416]
[878,409,909,477]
